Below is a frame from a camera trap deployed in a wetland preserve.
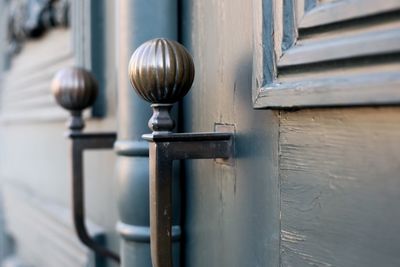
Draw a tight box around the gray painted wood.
[0,29,74,122]
[71,0,92,68]
[0,190,9,263]
[253,0,400,108]
[299,0,400,29]
[280,107,400,267]
[0,0,106,122]
[182,1,280,266]
[0,0,7,72]
[254,69,400,108]
[278,25,400,67]
[2,182,103,267]
[252,0,276,103]
[0,1,120,267]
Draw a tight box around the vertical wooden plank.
[182,0,280,266]
[252,0,265,102]
[253,0,277,103]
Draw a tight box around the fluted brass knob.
[51,67,98,131]
[52,67,98,111]
[128,38,195,104]
[128,39,195,133]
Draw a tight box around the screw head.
[51,67,98,112]
[128,38,195,104]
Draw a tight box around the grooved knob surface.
[51,67,98,111]
[128,38,195,104]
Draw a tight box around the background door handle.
[128,39,234,267]
[51,68,120,263]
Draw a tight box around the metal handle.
[51,68,120,263]
[69,131,119,263]
[128,39,234,267]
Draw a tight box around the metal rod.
[69,133,120,263]
[115,1,179,266]
[149,143,173,267]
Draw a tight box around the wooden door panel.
[280,108,400,267]
[280,0,400,66]
[299,0,400,29]
[279,23,400,67]
[181,1,280,266]
[253,0,400,108]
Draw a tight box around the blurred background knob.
[51,67,98,112]
[128,38,195,104]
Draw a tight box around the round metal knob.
[51,67,98,131]
[51,67,98,111]
[128,38,195,104]
[128,39,195,133]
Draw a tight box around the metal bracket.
[51,67,120,263]
[68,132,120,263]
[143,132,233,267]
[128,39,235,267]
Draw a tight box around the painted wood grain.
[182,0,280,266]
[299,0,400,29]
[280,107,400,267]
[254,69,400,108]
[0,29,74,122]
[2,182,103,267]
[253,0,400,108]
[278,26,400,67]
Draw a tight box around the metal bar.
[143,132,233,142]
[164,140,232,160]
[115,1,179,266]
[148,133,233,267]
[69,133,120,263]
[149,143,173,267]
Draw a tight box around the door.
[180,1,279,266]
[180,0,400,266]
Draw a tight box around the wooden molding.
[252,0,400,108]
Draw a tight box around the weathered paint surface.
[181,0,280,266]
[280,107,400,267]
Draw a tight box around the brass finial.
[51,67,98,131]
[128,38,195,133]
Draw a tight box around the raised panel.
[278,23,400,67]
[253,0,400,108]
[299,0,400,29]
